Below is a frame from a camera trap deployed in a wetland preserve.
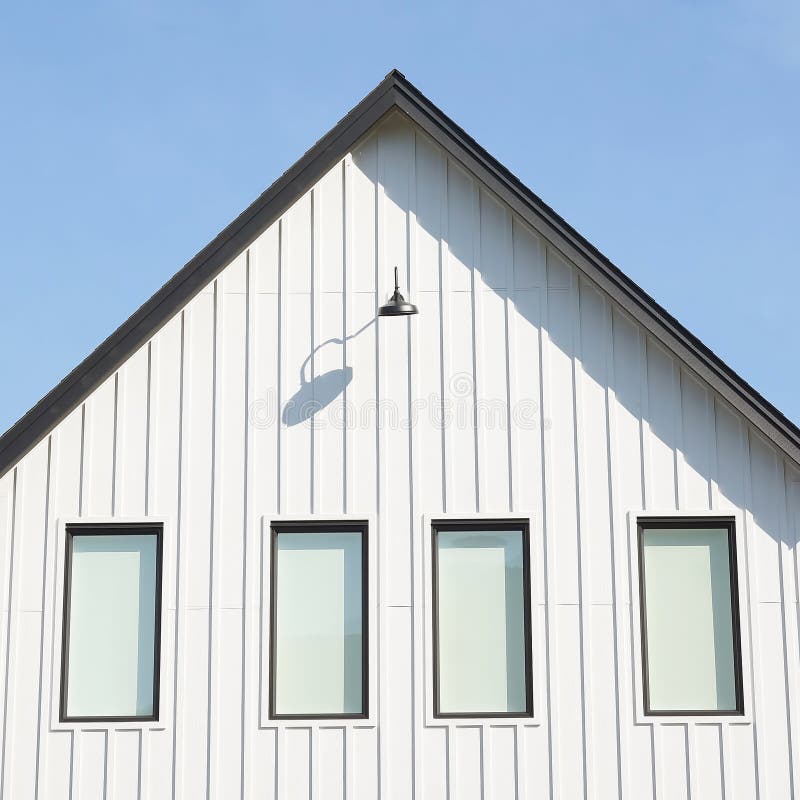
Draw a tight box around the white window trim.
[51,516,173,733]
[627,509,753,726]
[259,514,378,730]
[421,512,543,729]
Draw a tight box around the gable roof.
[2,69,799,476]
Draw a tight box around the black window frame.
[269,520,369,721]
[60,522,164,724]
[637,516,745,717]
[431,518,534,720]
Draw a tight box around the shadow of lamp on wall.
[282,267,418,427]
[281,332,360,427]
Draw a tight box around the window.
[60,524,163,722]
[637,518,743,715]
[269,522,368,719]
[431,520,533,718]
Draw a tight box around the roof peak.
[1,70,798,475]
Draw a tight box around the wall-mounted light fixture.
[377,267,418,317]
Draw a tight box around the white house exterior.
[1,71,799,800]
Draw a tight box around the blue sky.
[1,0,798,433]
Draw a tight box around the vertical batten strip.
[408,130,424,800]
[342,158,351,518]
[72,408,88,797]
[105,728,117,800]
[435,154,449,515]
[502,215,515,515]
[504,292,528,800]
[584,281,626,797]
[503,289,515,514]
[482,726,493,800]
[571,277,592,800]
[745,434,763,800]
[444,727,454,800]
[375,129,386,800]
[239,249,259,800]
[509,220,549,799]
[173,302,194,800]
[0,470,17,799]
[669,357,681,510]
[85,373,119,796]
[275,725,285,800]
[513,724,528,800]
[111,373,120,517]
[470,181,482,514]
[703,378,715,510]
[277,219,286,516]
[310,189,319,517]
[79,404,86,518]
[208,279,222,799]
[780,458,800,797]
[545,248,584,798]
[743,431,766,800]
[506,248,520,519]
[641,337,678,800]
[310,726,320,800]
[33,437,54,797]
[475,189,513,516]
[341,154,356,800]
[708,403,733,800]
[706,390,718,509]
[242,248,256,800]
[604,308,630,799]
[683,727,693,800]
[717,725,729,800]
[608,312,630,800]
[775,457,798,799]
[145,341,153,517]
[539,249,560,800]
[639,335,662,800]
[138,731,145,800]
[674,368,688,513]
[639,338,653,513]
[637,333,661,800]
[343,725,354,800]
[171,310,187,800]
[142,340,156,800]
[439,162,452,515]
[119,344,151,798]
[674,368,697,800]
[793,477,800,601]
[377,116,414,797]
[444,158,478,513]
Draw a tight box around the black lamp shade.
[378,267,419,317]
[377,294,418,316]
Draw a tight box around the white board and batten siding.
[1,111,799,800]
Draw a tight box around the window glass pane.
[65,533,159,719]
[641,526,738,712]
[273,530,364,716]
[435,528,529,715]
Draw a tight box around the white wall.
[0,111,799,799]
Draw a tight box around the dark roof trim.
[0,73,400,476]
[1,70,798,476]
[388,76,800,467]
